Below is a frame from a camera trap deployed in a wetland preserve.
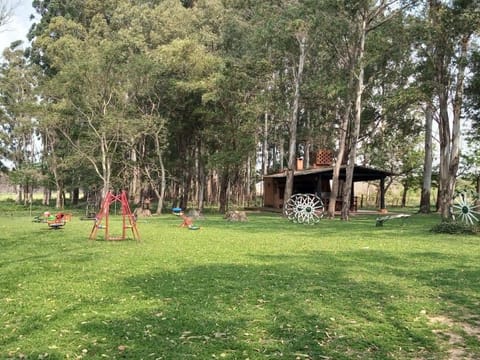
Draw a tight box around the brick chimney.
[296,157,304,170]
[314,150,333,167]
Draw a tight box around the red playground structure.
[89,191,140,242]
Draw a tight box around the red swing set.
[89,190,140,242]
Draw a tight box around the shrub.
[430,220,480,234]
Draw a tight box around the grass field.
[1,207,479,359]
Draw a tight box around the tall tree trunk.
[218,169,229,213]
[437,35,469,219]
[283,32,307,213]
[16,184,22,204]
[303,111,311,170]
[99,135,112,199]
[304,141,311,170]
[49,138,64,209]
[246,156,252,206]
[43,187,50,206]
[401,185,408,207]
[328,100,352,218]
[197,160,205,212]
[419,103,433,213]
[263,111,269,175]
[342,17,366,221]
[130,141,141,204]
[72,187,79,205]
[278,137,285,171]
[23,184,30,206]
[155,132,166,214]
[180,168,192,211]
[55,187,64,209]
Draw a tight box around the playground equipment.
[451,190,480,225]
[178,211,200,230]
[89,191,140,241]
[375,213,410,227]
[33,211,49,223]
[284,193,324,225]
[173,208,200,229]
[81,198,99,220]
[33,211,72,229]
[41,212,72,229]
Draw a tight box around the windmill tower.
[89,191,140,242]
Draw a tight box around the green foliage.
[3,0,476,211]
[430,219,480,234]
[0,45,41,191]
[466,50,480,138]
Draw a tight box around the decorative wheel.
[451,190,480,225]
[284,193,324,225]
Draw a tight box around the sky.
[0,0,35,53]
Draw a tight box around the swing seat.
[48,221,65,229]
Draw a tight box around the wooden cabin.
[263,150,392,211]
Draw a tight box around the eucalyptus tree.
[28,0,124,202]
[193,1,263,212]
[36,16,121,198]
[304,0,413,218]
[0,44,41,204]
[249,1,321,214]
[358,6,426,207]
[137,0,225,211]
[363,114,425,205]
[30,1,166,202]
[419,104,434,213]
[152,36,221,210]
[407,4,437,214]
[466,50,480,137]
[301,0,357,218]
[331,1,418,220]
[29,0,229,210]
[424,0,480,220]
[463,50,480,195]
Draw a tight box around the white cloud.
[0,0,35,53]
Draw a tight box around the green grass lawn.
[1,209,479,359]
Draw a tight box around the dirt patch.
[428,314,480,359]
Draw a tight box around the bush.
[430,220,480,234]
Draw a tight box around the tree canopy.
[0,0,479,217]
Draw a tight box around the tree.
[17,0,472,214]
[419,103,434,212]
[249,2,315,214]
[283,29,308,213]
[427,0,480,220]
[0,44,41,204]
[323,0,416,220]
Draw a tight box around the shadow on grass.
[2,214,477,359]
[200,212,439,240]
[71,254,445,359]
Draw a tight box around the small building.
[263,151,392,211]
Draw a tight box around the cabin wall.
[263,177,275,207]
[263,177,285,208]
[263,175,358,211]
[264,176,331,209]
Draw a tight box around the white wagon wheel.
[451,190,480,225]
[284,193,324,225]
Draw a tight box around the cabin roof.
[263,165,393,182]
